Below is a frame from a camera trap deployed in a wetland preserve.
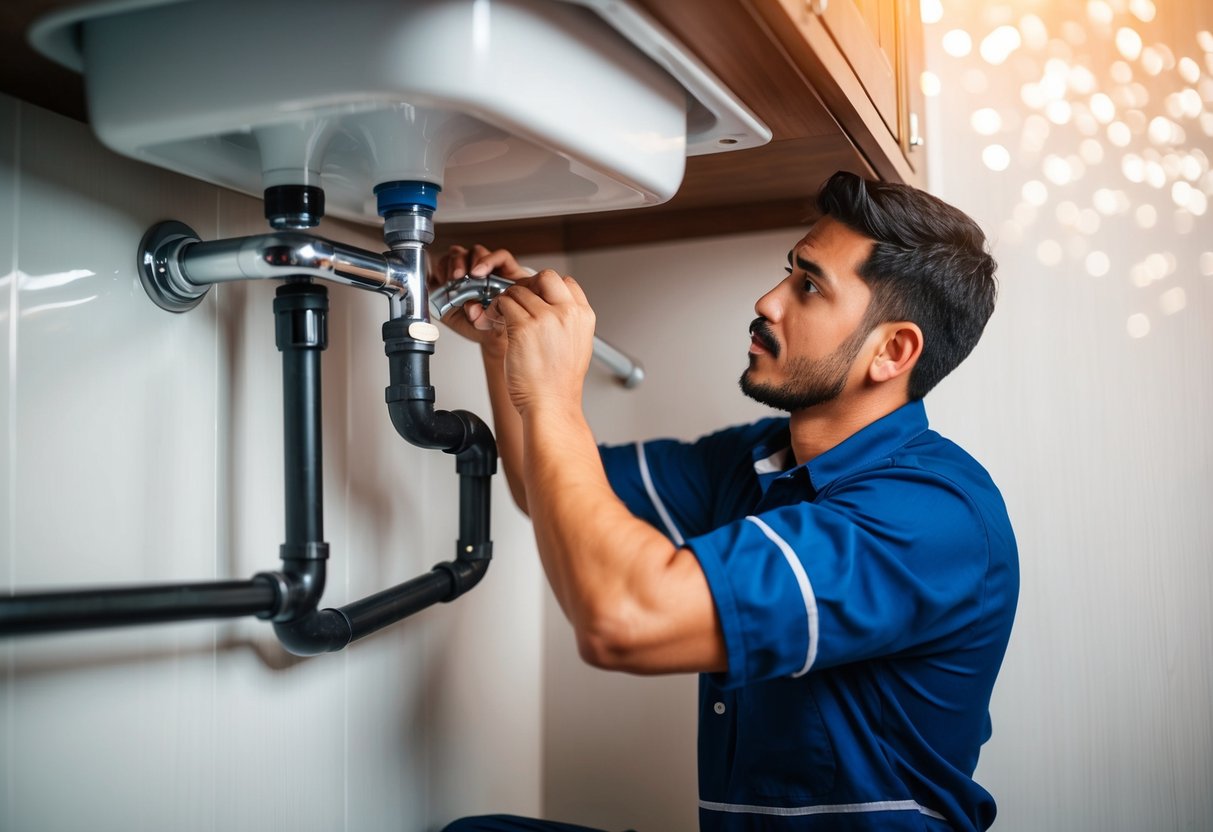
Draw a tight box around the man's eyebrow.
[788,250,833,285]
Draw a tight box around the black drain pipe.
[0,220,497,648]
[265,284,497,656]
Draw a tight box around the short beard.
[739,319,873,412]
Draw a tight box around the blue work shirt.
[599,401,1018,831]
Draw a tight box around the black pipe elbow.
[260,559,353,656]
[272,608,353,656]
[385,396,468,452]
[451,410,497,477]
[436,557,491,599]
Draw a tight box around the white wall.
[0,95,546,832]
[923,2,1213,829]
[540,5,1213,830]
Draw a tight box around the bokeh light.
[1085,250,1111,276]
[1126,313,1151,338]
[922,71,942,97]
[1116,28,1143,61]
[983,144,1012,171]
[943,29,973,57]
[1159,286,1187,314]
[932,2,1211,336]
[981,26,1023,65]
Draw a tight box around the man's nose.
[754,284,783,321]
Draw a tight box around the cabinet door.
[898,0,926,170]
[816,0,901,141]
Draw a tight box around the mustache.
[749,317,780,357]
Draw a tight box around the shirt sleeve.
[686,467,993,690]
[599,421,778,544]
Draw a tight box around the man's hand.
[428,244,533,353]
[489,269,596,417]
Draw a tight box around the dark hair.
[816,171,998,400]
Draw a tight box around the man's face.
[740,217,877,412]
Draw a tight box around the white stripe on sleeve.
[635,442,685,546]
[745,515,818,676]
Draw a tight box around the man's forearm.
[518,402,729,679]
[482,346,529,514]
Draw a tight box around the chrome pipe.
[139,221,420,318]
[430,275,645,388]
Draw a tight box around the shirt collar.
[749,400,930,495]
[806,399,929,492]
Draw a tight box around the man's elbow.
[573,610,639,672]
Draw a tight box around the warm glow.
[1108,121,1132,147]
[1126,313,1151,338]
[1180,153,1204,181]
[1145,252,1171,280]
[921,0,943,25]
[1085,251,1111,276]
[1044,155,1074,185]
[1069,65,1097,95]
[1145,159,1167,188]
[1130,0,1157,24]
[1062,21,1087,47]
[1022,180,1049,206]
[943,29,973,58]
[921,71,942,97]
[1037,239,1064,266]
[1056,200,1080,225]
[1012,202,1038,227]
[1076,208,1101,234]
[971,108,1003,135]
[983,144,1012,171]
[1122,153,1145,183]
[1148,116,1184,146]
[1019,15,1049,51]
[939,2,1208,328]
[981,26,1023,65]
[1179,57,1201,85]
[1159,286,1187,315]
[1022,114,1051,152]
[1046,100,1074,124]
[1116,28,1144,61]
[1086,1,1113,27]
[963,68,989,94]
[1141,47,1165,77]
[1089,92,1115,123]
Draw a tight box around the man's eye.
[786,267,818,294]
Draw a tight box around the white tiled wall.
[0,94,544,832]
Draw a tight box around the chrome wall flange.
[138,221,207,312]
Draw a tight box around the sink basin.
[30,0,769,223]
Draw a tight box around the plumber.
[435,171,1019,832]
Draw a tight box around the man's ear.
[868,322,923,384]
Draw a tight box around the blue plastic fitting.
[374,180,441,216]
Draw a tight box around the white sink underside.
[31,0,770,223]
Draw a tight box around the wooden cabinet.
[757,0,926,176]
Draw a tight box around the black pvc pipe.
[0,258,498,649]
[0,578,278,634]
[274,283,328,558]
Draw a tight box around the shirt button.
[713,702,726,715]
